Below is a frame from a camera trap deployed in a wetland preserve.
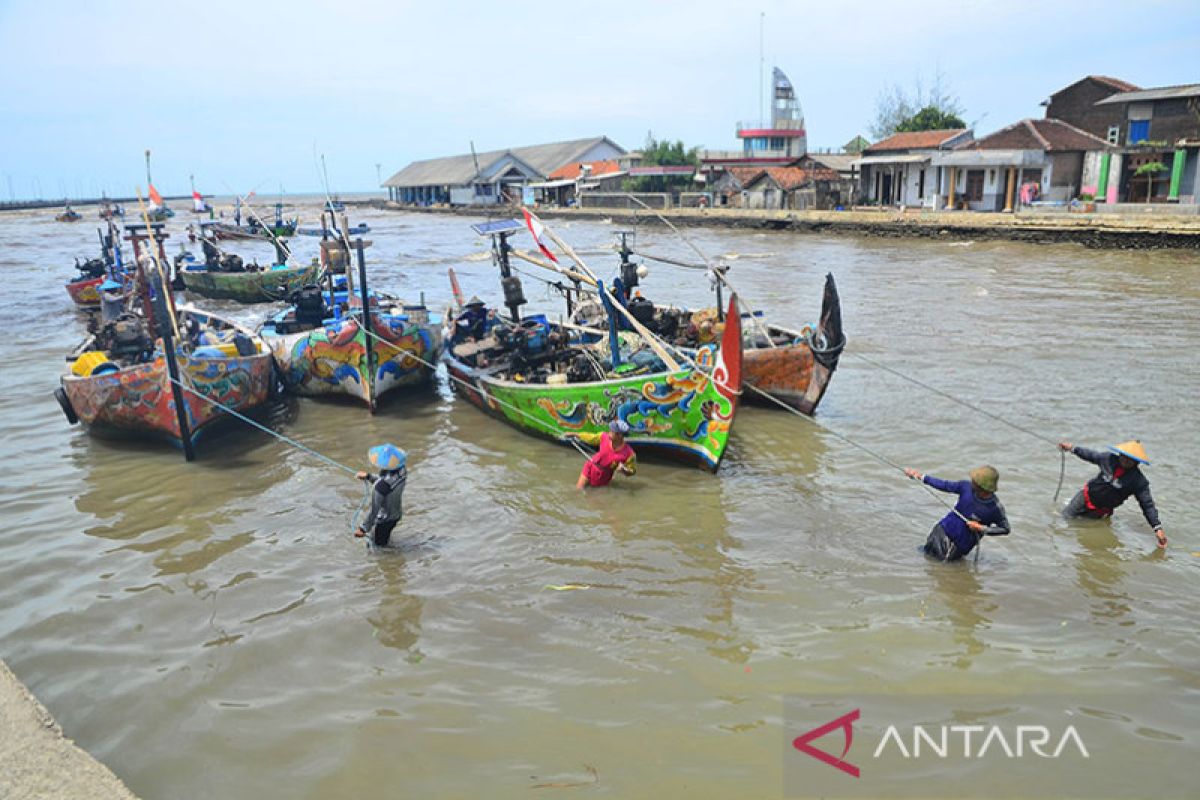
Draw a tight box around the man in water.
[355,444,408,547]
[904,465,1010,561]
[1059,440,1167,548]
[574,420,637,489]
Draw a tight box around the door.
[881,174,892,205]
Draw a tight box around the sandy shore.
[0,660,137,800]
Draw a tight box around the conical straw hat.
[1108,440,1149,465]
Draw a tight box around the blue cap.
[369,444,407,470]
[609,419,630,435]
[99,278,122,291]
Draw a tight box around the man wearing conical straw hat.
[1058,440,1167,549]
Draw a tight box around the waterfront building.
[699,66,808,175]
[855,129,973,207]
[932,119,1112,211]
[1044,76,1200,204]
[527,160,625,207]
[382,136,625,206]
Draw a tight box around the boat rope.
[741,379,971,527]
[618,193,778,349]
[844,349,1067,501]
[350,481,372,533]
[164,375,359,476]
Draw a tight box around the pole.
[162,325,195,462]
[356,238,375,411]
[759,12,765,125]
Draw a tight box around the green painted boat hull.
[444,301,743,472]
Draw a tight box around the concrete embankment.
[372,201,1200,249]
[0,660,138,800]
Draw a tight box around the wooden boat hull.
[66,276,103,308]
[62,349,272,447]
[265,314,443,407]
[180,263,319,303]
[743,272,844,414]
[445,301,742,472]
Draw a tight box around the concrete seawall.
[0,660,138,800]
[373,202,1200,250]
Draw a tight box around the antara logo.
[793,710,1090,778]
[792,710,861,778]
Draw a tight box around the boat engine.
[101,314,153,363]
[214,254,245,273]
[628,295,656,328]
[75,257,107,279]
[292,285,328,328]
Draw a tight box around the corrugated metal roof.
[383,137,624,188]
[851,154,931,166]
[1096,83,1200,104]
[933,150,1043,167]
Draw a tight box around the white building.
[854,129,973,207]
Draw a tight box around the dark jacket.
[923,476,1011,557]
[362,468,406,532]
[1070,446,1161,529]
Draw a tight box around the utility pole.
[375,162,382,187]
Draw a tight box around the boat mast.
[355,239,375,411]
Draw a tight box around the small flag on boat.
[192,190,206,212]
[148,183,164,207]
[522,208,559,264]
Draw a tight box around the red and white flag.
[522,208,559,264]
[192,190,206,212]
[148,183,164,207]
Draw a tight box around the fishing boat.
[65,223,127,309]
[443,222,743,471]
[206,199,297,240]
[98,200,124,220]
[296,220,370,237]
[144,149,174,220]
[178,234,319,303]
[260,241,443,409]
[571,235,845,415]
[55,206,82,223]
[56,293,274,452]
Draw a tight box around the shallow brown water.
[0,202,1197,798]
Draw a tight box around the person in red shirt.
[574,420,637,489]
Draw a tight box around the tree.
[869,68,966,140]
[895,105,967,132]
[626,132,699,193]
[1134,161,1167,202]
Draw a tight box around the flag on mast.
[521,208,559,264]
[148,184,164,208]
[192,190,207,212]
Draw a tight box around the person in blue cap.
[355,444,408,546]
[1058,439,1166,548]
[98,277,126,323]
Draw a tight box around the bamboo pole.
[134,189,180,341]
[538,224,682,373]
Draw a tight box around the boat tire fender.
[55,387,79,425]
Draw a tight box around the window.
[1129,119,1150,144]
[965,170,985,202]
[770,137,785,149]
[475,183,493,196]
[1107,126,1120,145]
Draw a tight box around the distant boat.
[205,199,296,240]
[178,237,320,304]
[56,206,82,223]
[296,221,370,237]
[191,190,211,214]
[98,201,124,220]
[324,197,346,213]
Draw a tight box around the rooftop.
[1096,83,1200,105]
[383,136,624,188]
[968,118,1112,152]
[865,129,969,153]
[548,160,622,181]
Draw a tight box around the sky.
[1,0,1198,198]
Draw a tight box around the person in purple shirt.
[903,465,1011,561]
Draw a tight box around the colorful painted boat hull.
[265,313,443,407]
[62,349,273,447]
[66,276,103,308]
[446,298,742,472]
[180,263,320,303]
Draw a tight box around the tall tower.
[737,67,807,160]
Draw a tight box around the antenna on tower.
[758,12,765,124]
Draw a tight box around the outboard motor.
[628,295,655,329]
[76,257,107,279]
[104,314,153,362]
[218,254,245,273]
[292,285,328,327]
